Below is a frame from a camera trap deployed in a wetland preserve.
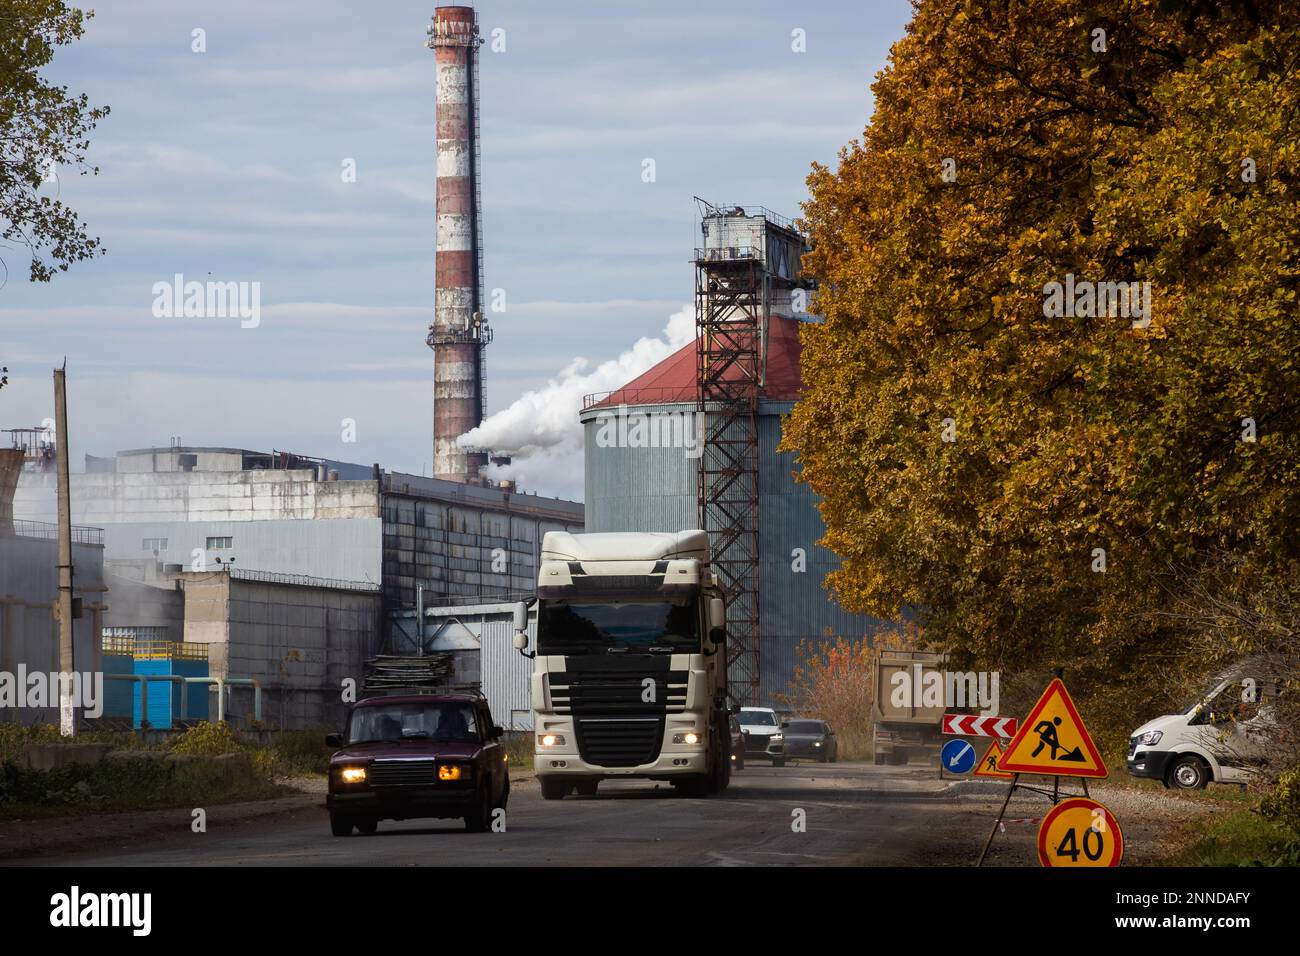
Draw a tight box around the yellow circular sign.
[1036,797,1123,867]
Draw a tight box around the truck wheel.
[672,775,708,797]
[355,817,379,835]
[329,813,354,837]
[575,780,599,797]
[1167,755,1209,790]
[540,777,570,800]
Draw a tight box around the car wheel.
[819,750,829,763]
[830,749,838,763]
[1167,755,1209,790]
[329,813,354,837]
[355,817,378,835]
[576,780,599,797]
[737,754,745,771]
[773,758,786,768]
[540,777,570,800]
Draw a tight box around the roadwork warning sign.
[996,678,1107,778]
[972,740,1014,779]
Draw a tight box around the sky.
[1,0,912,501]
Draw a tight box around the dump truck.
[512,530,732,798]
[871,649,948,765]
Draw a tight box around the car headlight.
[438,764,471,781]
[539,733,566,747]
[813,741,822,747]
[672,732,702,745]
[771,733,783,742]
[339,766,367,784]
[1136,730,1163,746]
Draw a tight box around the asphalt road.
[26,760,1032,867]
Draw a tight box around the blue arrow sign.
[941,738,976,774]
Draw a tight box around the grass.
[1168,808,1300,866]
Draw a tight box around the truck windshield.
[348,703,478,744]
[537,599,698,654]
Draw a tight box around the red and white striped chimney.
[427,5,487,482]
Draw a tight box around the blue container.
[102,654,134,719]
[131,657,209,729]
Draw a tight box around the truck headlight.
[438,764,471,781]
[1136,730,1163,746]
[340,766,367,784]
[672,732,701,745]
[539,733,566,747]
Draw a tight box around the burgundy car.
[325,694,510,835]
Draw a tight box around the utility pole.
[53,364,76,737]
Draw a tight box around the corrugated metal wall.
[581,400,885,706]
[424,603,536,731]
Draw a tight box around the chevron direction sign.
[941,714,1018,737]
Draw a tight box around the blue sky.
[1,0,911,499]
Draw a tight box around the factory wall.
[0,532,106,725]
[177,571,382,730]
[420,602,536,732]
[580,399,884,706]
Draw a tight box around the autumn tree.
[784,0,1300,705]
[0,1,107,284]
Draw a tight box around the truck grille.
[575,717,664,767]
[550,670,688,715]
[367,759,435,787]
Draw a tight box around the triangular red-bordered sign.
[996,678,1107,778]
[973,739,1015,779]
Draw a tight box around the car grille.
[549,670,687,715]
[367,759,435,787]
[746,733,771,753]
[575,717,664,767]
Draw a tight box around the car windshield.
[537,599,698,654]
[739,710,777,726]
[348,703,478,744]
[786,720,824,733]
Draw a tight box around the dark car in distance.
[325,693,509,835]
[783,719,839,762]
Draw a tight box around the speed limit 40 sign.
[1036,797,1124,867]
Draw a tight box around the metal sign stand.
[976,773,1091,866]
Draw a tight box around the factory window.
[142,537,168,552]
[206,536,233,550]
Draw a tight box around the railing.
[8,519,104,546]
[582,386,697,409]
[102,634,210,661]
[229,566,380,593]
[693,245,764,264]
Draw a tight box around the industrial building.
[580,203,886,706]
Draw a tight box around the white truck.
[512,530,732,799]
[1127,659,1281,790]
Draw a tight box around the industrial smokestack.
[426,4,490,483]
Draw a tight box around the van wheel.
[1168,755,1209,790]
[329,813,354,837]
[540,777,570,800]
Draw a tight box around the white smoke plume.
[460,305,695,501]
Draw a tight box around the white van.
[1127,662,1279,790]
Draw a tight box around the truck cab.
[513,530,732,799]
[1127,663,1280,790]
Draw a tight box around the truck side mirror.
[513,601,528,633]
[708,597,725,631]
[513,632,529,651]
